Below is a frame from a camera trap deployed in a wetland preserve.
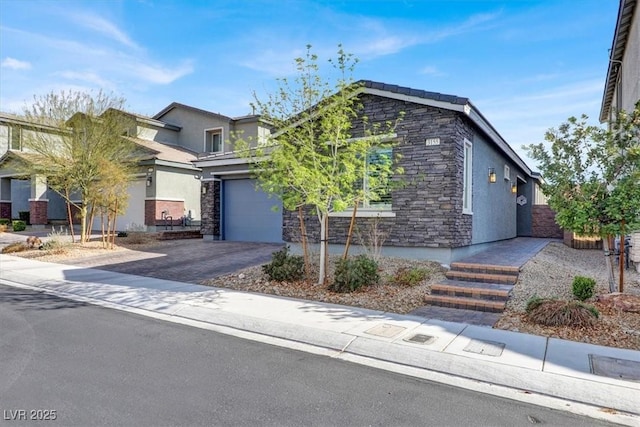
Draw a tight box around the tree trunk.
[619,220,625,293]
[65,189,76,244]
[298,206,310,280]
[342,201,358,260]
[603,236,616,293]
[318,213,328,285]
[80,205,88,244]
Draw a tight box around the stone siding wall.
[531,205,563,238]
[283,94,473,249]
[200,181,220,237]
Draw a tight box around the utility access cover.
[463,339,505,357]
[403,334,436,345]
[589,355,640,382]
[364,323,407,338]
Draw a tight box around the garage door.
[224,179,282,242]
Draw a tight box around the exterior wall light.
[146,175,153,187]
[511,183,517,193]
[488,167,497,183]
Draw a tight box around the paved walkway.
[0,253,639,424]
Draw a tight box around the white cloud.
[57,70,112,88]
[1,57,32,70]
[68,12,139,49]
[124,61,195,85]
[419,66,445,77]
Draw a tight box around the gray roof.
[361,80,469,105]
[600,0,637,122]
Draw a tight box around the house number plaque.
[425,138,440,146]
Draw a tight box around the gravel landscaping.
[4,234,639,350]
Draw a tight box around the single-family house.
[194,80,552,264]
[600,0,640,269]
[0,109,202,231]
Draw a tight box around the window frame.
[361,146,394,210]
[204,127,224,153]
[463,138,473,215]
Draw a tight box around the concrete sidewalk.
[1,253,639,424]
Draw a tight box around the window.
[504,164,510,181]
[463,139,472,214]
[362,147,393,209]
[204,128,223,153]
[10,126,21,150]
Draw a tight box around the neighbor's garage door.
[223,179,282,242]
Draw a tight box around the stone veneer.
[283,94,473,249]
[531,205,563,238]
[200,181,221,238]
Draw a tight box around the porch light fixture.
[488,168,497,183]
[511,183,517,194]
[146,175,152,187]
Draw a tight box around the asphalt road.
[0,284,613,427]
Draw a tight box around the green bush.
[0,218,10,226]
[262,246,305,282]
[572,276,596,301]
[525,296,545,313]
[12,220,26,232]
[391,267,431,286]
[330,254,379,293]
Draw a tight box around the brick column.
[29,199,48,226]
[0,202,11,220]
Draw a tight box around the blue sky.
[0,0,620,168]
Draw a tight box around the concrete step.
[445,270,518,285]
[450,262,519,276]
[431,282,511,302]
[424,294,506,313]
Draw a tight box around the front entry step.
[445,270,517,285]
[424,294,506,313]
[425,262,519,314]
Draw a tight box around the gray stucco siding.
[158,109,232,154]
[469,130,532,244]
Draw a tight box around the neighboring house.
[599,0,640,270]
[194,80,551,264]
[0,109,202,231]
[600,0,639,122]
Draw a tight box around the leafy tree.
[526,101,640,291]
[235,45,403,284]
[20,90,139,243]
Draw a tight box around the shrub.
[525,295,545,313]
[572,276,596,301]
[1,242,29,254]
[330,254,379,293]
[12,220,26,232]
[0,218,10,226]
[392,267,431,287]
[527,300,599,327]
[262,246,305,282]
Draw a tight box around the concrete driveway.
[1,230,283,283]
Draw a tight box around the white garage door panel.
[224,179,282,242]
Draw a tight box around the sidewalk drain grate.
[364,324,407,338]
[589,355,640,382]
[403,334,436,345]
[463,339,505,357]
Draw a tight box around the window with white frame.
[204,128,223,153]
[361,146,393,209]
[10,126,21,150]
[463,138,472,214]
